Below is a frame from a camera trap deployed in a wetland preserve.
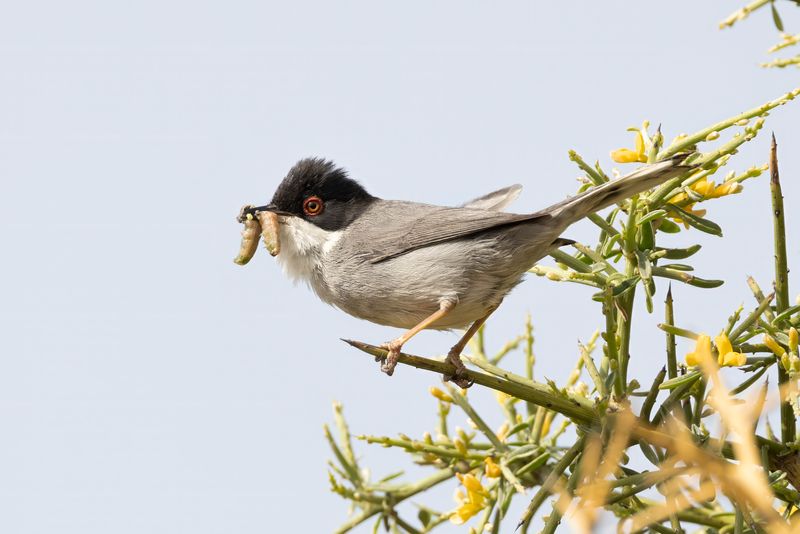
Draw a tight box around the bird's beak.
[250,204,294,218]
[237,204,293,223]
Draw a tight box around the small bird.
[240,156,692,386]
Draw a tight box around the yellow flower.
[690,178,716,197]
[669,191,689,204]
[450,473,488,525]
[685,334,713,367]
[790,328,799,353]
[484,457,502,478]
[610,130,647,163]
[715,333,746,367]
[764,335,786,357]
[719,351,746,367]
[711,181,743,198]
[669,178,743,207]
[429,386,453,403]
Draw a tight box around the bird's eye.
[303,196,324,216]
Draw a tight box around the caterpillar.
[257,210,280,257]
[233,208,262,265]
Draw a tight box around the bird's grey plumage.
[362,154,691,265]
[291,153,693,331]
[462,184,523,211]
[365,207,549,263]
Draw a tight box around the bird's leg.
[444,307,498,388]
[379,300,455,376]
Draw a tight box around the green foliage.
[325,8,800,531]
[721,0,800,68]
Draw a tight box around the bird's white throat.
[276,216,341,284]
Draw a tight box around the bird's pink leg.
[444,306,498,388]
[379,300,455,376]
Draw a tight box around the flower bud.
[496,422,510,442]
[429,386,453,403]
[765,335,786,357]
[789,328,798,353]
[484,457,502,478]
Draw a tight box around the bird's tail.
[545,153,695,225]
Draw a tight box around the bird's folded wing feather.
[366,206,548,264]
[461,184,522,211]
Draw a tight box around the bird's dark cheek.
[308,213,338,231]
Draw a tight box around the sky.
[2,1,800,532]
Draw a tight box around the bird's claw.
[443,350,474,388]
[379,341,402,376]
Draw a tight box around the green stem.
[549,248,592,274]
[747,276,776,323]
[446,385,508,452]
[770,134,795,444]
[657,323,700,340]
[719,0,772,29]
[465,356,596,420]
[332,402,362,486]
[517,437,585,529]
[580,341,607,398]
[665,285,678,380]
[613,195,643,394]
[650,266,724,288]
[587,211,620,236]
[333,468,454,534]
[659,87,800,158]
[539,456,582,534]
[523,314,537,422]
[729,292,775,342]
[604,288,623,398]
[606,466,688,505]
[641,367,666,422]
[568,150,607,185]
[343,340,598,425]
[324,424,362,484]
[359,435,486,460]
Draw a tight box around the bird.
[239,155,693,387]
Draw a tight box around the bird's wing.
[461,184,522,211]
[365,205,548,264]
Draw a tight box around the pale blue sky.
[2,2,799,532]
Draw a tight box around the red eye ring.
[303,196,324,216]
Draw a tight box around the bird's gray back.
[318,201,562,329]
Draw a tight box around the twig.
[342,339,598,425]
[517,436,585,530]
[770,134,795,444]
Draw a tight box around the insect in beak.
[256,211,281,257]
[234,204,284,262]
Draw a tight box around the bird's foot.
[443,349,473,389]
[378,340,402,376]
